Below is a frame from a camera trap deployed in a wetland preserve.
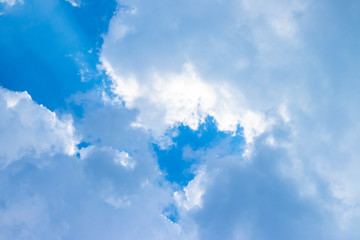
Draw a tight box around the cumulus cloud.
[2,0,360,239]
[103,59,271,148]
[100,0,293,148]
[0,87,78,167]
[99,0,360,238]
[0,150,186,240]
[0,89,194,240]
[181,142,339,239]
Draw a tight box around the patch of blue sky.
[0,0,116,111]
[162,203,179,223]
[154,117,245,186]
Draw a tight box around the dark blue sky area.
[0,0,116,110]
[155,117,245,186]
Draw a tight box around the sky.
[1,0,360,239]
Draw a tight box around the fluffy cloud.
[0,87,78,167]
[103,59,270,148]
[100,0,301,147]
[0,89,194,240]
[99,0,360,238]
[174,168,208,211]
[184,146,338,239]
[0,149,186,240]
[2,0,360,239]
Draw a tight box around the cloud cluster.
[2,0,360,239]
[100,0,305,148]
[0,89,193,239]
[99,0,360,238]
[102,59,270,148]
[0,87,78,167]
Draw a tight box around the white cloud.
[0,87,79,167]
[113,150,136,169]
[0,0,23,7]
[100,0,309,150]
[174,168,208,211]
[79,145,136,171]
[102,59,272,149]
[65,0,80,7]
[178,137,342,240]
[0,91,195,240]
[3,0,360,239]
[99,0,360,238]
[278,109,360,231]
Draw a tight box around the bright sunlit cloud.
[2,0,360,239]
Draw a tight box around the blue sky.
[1,0,360,239]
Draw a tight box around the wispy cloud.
[0,0,23,7]
[65,0,80,8]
